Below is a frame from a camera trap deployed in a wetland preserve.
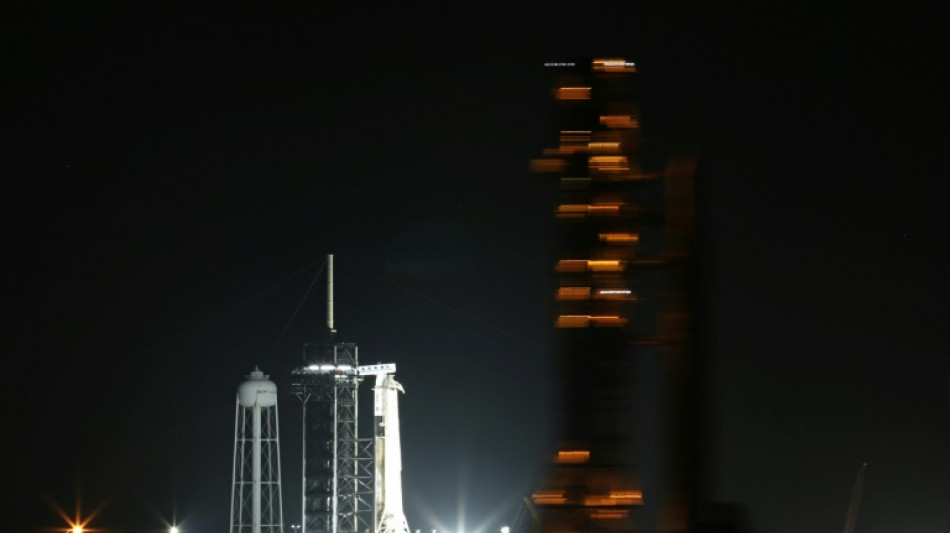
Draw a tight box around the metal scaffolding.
[292,342,375,533]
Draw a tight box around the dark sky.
[5,3,949,533]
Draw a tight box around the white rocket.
[371,370,411,533]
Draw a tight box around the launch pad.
[290,255,413,533]
[292,358,412,533]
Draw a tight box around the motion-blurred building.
[528,58,698,532]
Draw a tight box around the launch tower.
[291,255,375,533]
[291,255,414,533]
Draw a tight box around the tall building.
[529,58,697,532]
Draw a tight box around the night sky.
[5,3,949,533]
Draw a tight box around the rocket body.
[374,373,411,533]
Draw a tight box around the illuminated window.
[556,315,627,328]
[588,141,621,153]
[609,490,643,504]
[556,449,591,463]
[556,259,625,272]
[557,287,591,300]
[595,288,635,301]
[592,58,637,73]
[532,490,567,505]
[556,87,591,100]
[556,260,589,273]
[556,204,622,218]
[590,315,627,327]
[583,490,642,507]
[587,260,623,271]
[589,509,629,520]
[599,232,639,244]
[557,130,591,153]
[530,158,566,173]
[556,204,591,217]
[590,156,630,172]
[556,315,590,328]
[599,114,639,129]
[588,204,621,215]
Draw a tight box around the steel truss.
[231,398,284,533]
[293,342,374,533]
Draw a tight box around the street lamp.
[170,527,179,533]
[501,526,510,533]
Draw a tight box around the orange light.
[583,490,642,507]
[589,156,630,172]
[556,130,592,153]
[557,287,591,300]
[590,315,627,327]
[556,204,622,218]
[556,204,592,217]
[556,315,590,328]
[532,490,568,505]
[599,115,639,129]
[599,232,639,244]
[588,141,621,153]
[556,315,627,328]
[45,492,106,533]
[555,260,589,273]
[587,260,624,271]
[584,495,611,506]
[530,158,566,173]
[592,58,637,73]
[587,204,621,215]
[556,259,625,272]
[556,450,590,463]
[555,87,591,100]
[609,490,643,504]
[589,509,629,520]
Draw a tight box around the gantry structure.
[290,256,412,533]
[292,342,375,533]
[291,255,375,533]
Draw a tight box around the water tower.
[231,367,285,533]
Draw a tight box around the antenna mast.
[327,254,336,336]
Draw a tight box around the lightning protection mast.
[291,255,375,533]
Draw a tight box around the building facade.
[529,58,697,533]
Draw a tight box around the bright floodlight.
[71,526,83,533]
[501,527,510,533]
[170,527,179,533]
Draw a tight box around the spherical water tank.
[238,367,278,407]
